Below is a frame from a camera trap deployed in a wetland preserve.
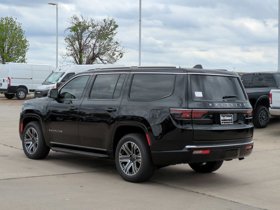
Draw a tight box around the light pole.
[139,0,142,66]
[48,2,58,68]
[277,0,280,72]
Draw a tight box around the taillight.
[170,109,191,120]
[192,110,209,119]
[269,91,272,104]
[7,77,11,87]
[193,149,211,155]
[19,121,24,134]
[170,108,208,120]
[145,133,151,146]
[245,109,253,117]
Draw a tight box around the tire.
[189,161,223,173]
[115,133,154,183]
[4,93,15,99]
[253,105,269,128]
[22,122,50,159]
[16,87,27,100]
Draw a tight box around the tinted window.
[274,74,280,86]
[113,74,126,98]
[251,74,276,88]
[60,75,90,100]
[130,74,175,101]
[241,74,253,88]
[190,75,246,101]
[90,74,123,99]
[61,73,75,83]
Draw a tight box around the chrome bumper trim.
[185,140,254,149]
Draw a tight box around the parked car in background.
[269,89,280,117]
[0,63,54,99]
[20,66,254,183]
[240,72,280,128]
[34,64,123,98]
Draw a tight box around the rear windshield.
[274,74,280,87]
[190,75,246,101]
[43,72,65,85]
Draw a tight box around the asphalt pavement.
[0,95,280,210]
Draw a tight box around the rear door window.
[129,74,175,101]
[190,75,246,101]
[90,74,125,99]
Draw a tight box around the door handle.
[106,107,117,112]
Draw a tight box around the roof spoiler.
[193,64,203,69]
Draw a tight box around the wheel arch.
[254,95,269,110]
[17,85,28,92]
[20,114,44,140]
[111,123,151,157]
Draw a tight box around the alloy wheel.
[118,141,142,176]
[23,127,39,154]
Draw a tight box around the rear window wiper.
[222,95,237,99]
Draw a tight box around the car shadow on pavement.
[46,151,115,170]
[151,164,247,189]
[44,152,243,188]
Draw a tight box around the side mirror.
[48,89,59,99]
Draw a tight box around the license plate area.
[220,114,233,125]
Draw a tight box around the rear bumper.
[0,86,17,94]
[151,140,254,166]
[269,108,280,116]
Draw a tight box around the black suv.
[19,66,254,182]
[241,72,280,128]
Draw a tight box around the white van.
[0,63,54,99]
[34,64,122,97]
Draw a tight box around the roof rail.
[91,66,177,71]
[133,66,177,69]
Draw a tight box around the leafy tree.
[65,15,124,64]
[0,17,29,64]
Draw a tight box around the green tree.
[0,17,29,64]
[65,15,124,64]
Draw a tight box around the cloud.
[0,0,278,71]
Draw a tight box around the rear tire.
[16,87,27,100]
[189,161,223,173]
[4,93,15,99]
[22,122,50,159]
[115,133,154,182]
[253,105,269,128]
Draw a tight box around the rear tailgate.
[188,74,253,142]
[269,89,280,116]
[192,108,253,141]
[270,89,280,108]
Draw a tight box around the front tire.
[189,161,223,173]
[22,122,50,159]
[253,105,269,128]
[115,133,154,183]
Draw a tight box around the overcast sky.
[0,0,278,71]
